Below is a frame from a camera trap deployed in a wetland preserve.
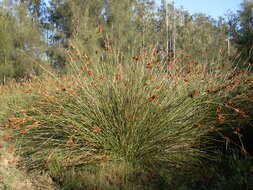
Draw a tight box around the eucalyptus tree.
[156,1,230,63]
[103,0,137,50]
[18,0,47,25]
[47,0,105,69]
[0,0,46,82]
[133,0,157,46]
[177,13,229,62]
[0,6,16,82]
[228,0,253,65]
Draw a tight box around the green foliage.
[0,1,46,82]
[228,1,253,65]
[0,0,253,189]
[15,51,210,169]
[9,43,253,189]
[44,0,234,69]
[0,12,16,81]
[156,3,232,63]
[47,0,105,68]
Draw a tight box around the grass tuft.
[6,45,253,189]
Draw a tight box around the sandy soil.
[0,128,58,190]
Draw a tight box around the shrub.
[11,44,253,189]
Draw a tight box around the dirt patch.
[0,128,59,190]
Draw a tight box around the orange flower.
[25,89,32,94]
[228,100,235,104]
[100,76,107,81]
[26,121,40,128]
[148,95,156,102]
[68,90,76,95]
[55,98,63,104]
[146,63,153,69]
[154,85,160,90]
[92,127,101,133]
[223,86,232,91]
[216,114,225,123]
[16,119,25,123]
[216,106,222,113]
[115,73,121,80]
[228,71,241,80]
[41,92,51,100]
[132,56,141,61]
[101,157,108,162]
[233,128,243,137]
[66,137,74,145]
[76,51,81,57]
[87,70,93,76]
[83,54,90,62]
[9,118,25,128]
[45,153,54,163]
[69,43,74,49]
[20,129,28,134]
[188,89,199,98]
[193,123,202,127]
[91,81,97,88]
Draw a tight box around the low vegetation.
[0,45,252,189]
[0,0,253,189]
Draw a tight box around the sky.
[155,0,244,19]
[1,0,243,20]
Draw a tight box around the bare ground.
[0,128,59,190]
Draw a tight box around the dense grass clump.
[8,45,253,189]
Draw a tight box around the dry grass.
[0,129,36,190]
[0,80,59,190]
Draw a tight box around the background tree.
[0,7,16,82]
[228,0,253,65]
[47,0,104,70]
[0,0,241,81]
[0,0,46,82]
[156,2,231,63]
